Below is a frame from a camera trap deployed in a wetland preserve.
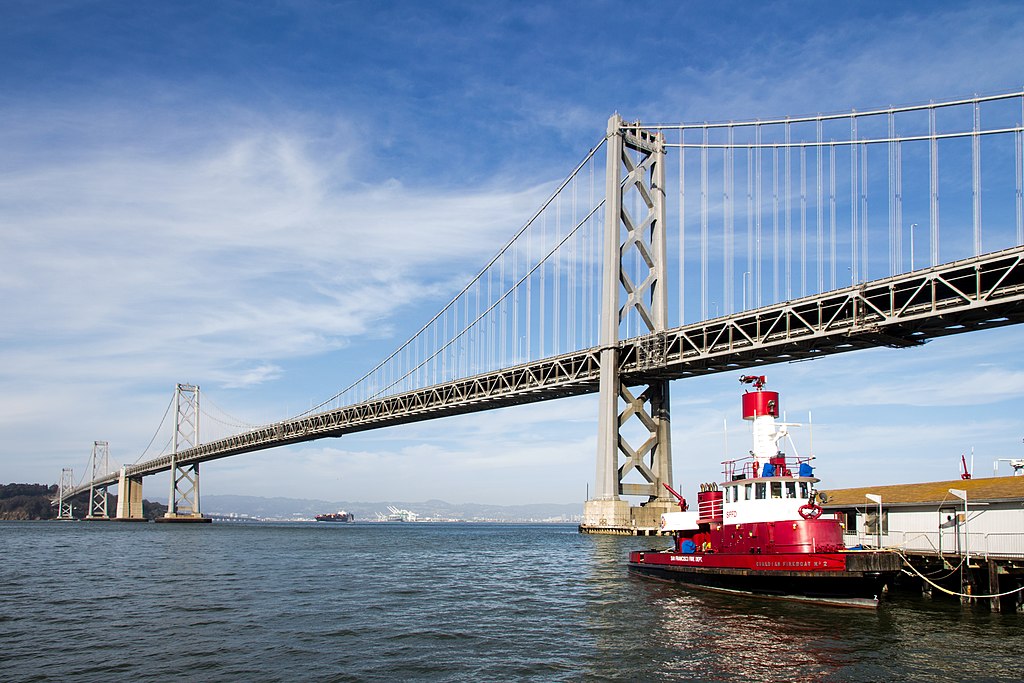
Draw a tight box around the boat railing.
[722,453,817,481]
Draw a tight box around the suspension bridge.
[55,90,1024,531]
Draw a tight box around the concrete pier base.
[156,514,212,524]
[115,468,145,521]
[579,500,677,535]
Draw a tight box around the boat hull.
[628,550,900,608]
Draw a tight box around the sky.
[3,0,1024,506]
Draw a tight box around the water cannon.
[960,454,972,480]
[662,482,689,511]
[739,375,767,391]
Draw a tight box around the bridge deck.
[69,245,1024,497]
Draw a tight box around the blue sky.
[3,1,1024,505]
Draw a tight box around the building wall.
[838,503,1024,558]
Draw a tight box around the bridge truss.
[65,244,1024,498]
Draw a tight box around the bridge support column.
[57,467,75,520]
[582,115,677,534]
[115,466,145,520]
[85,441,111,520]
[159,383,211,523]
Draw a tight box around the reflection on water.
[581,534,1022,682]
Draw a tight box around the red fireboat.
[628,375,901,608]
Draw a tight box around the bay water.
[1,521,1020,682]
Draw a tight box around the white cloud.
[0,103,555,481]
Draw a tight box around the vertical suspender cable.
[972,98,982,255]
[591,157,596,345]
[861,142,869,281]
[475,271,481,374]
[830,142,837,289]
[500,249,506,367]
[888,111,897,276]
[785,121,792,299]
[755,124,763,307]
[772,145,779,302]
[526,201,532,362]
[570,176,577,352]
[816,119,824,293]
[701,126,709,320]
[679,128,686,326]
[800,145,807,296]
[850,114,859,284]
[463,288,468,377]
[1018,94,1024,245]
[491,262,499,370]
[539,212,545,358]
[896,137,903,275]
[1017,125,1023,246]
[725,127,734,313]
[513,220,519,363]
[930,105,940,267]
[554,192,560,352]
[747,143,754,310]
[897,117,905,274]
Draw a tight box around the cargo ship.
[314,511,354,523]
[628,375,901,608]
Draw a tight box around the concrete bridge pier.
[114,467,147,521]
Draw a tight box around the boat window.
[755,483,766,500]
[799,482,809,499]
[771,482,782,498]
[744,483,752,501]
[723,487,731,503]
[785,482,796,499]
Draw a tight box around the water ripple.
[1,521,1020,682]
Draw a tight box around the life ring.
[798,504,823,520]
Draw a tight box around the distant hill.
[202,494,582,522]
[0,484,581,522]
[1,483,58,520]
[0,483,166,520]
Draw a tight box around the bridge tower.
[57,467,75,520]
[582,114,677,533]
[85,440,111,519]
[160,383,210,522]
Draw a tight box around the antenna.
[809,410,813,455]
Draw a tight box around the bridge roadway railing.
[68,245,1024,497]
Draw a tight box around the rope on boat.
[895,550,1024,600]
